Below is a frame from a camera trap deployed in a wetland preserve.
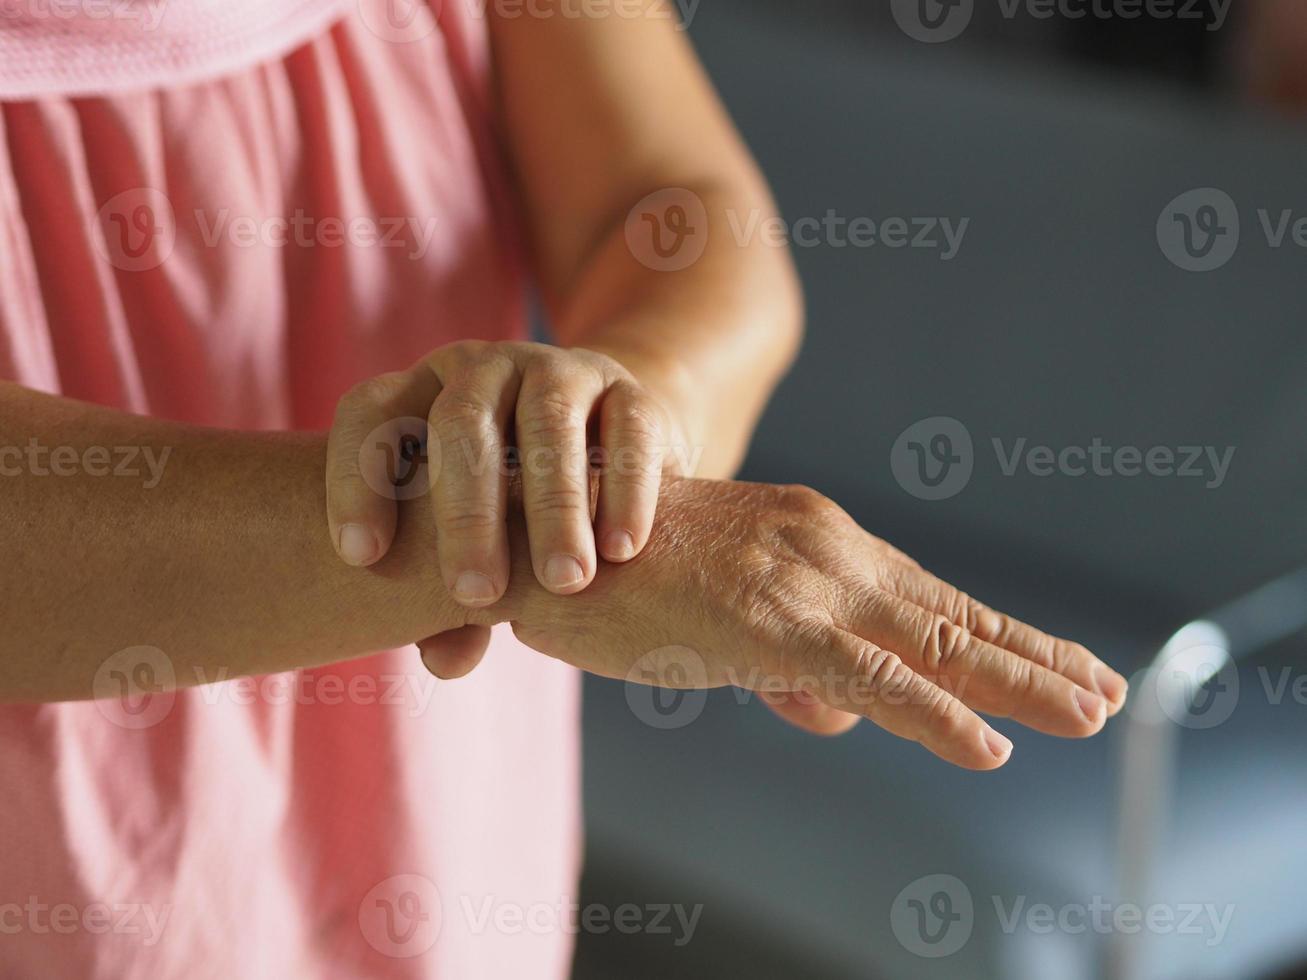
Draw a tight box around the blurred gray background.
[573,3,1307,979]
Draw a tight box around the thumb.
[417,624,493,679]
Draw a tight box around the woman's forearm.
[488,4,803,479]
[554,178,803,479]
[0,383,463,703]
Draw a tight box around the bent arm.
[490,1,803,477]
[0,383,464,703]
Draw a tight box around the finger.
[430,355,520,607]
[516,357,603,594]
[846,589,1107,737]
[799,627,1013,770]
[595,380,665,563]
[326,367,441,566]
[759,689,861,737]
[418,625,492,679]
[881,562,1129,714]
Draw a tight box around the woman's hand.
[325,341,692,605]
[469,477,1127,770]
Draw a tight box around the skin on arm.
[329,4,806,674]
[0,383,1126,769]
[0,382,470,703]
[489,0,803,482]
[478,8,1124,739]
[328,5,805,680]
[322,9,1129,752]
[471,476,1129,771]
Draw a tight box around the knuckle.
[1010,657,1040,708]
[527,483,590,518]
[436,499,500,537]
[438,339,488,364]
[338,372,405,415]
[1021,628,1059,671]
[1057,641,1092,673]
[962,594,1005,643]
[950,590,976,630]
[778,483,843,521]
[608,401,664,445]
[606,384,665,436]
[605,461,660,494]
[520,388,584,439]
[433,393,492,436]
[920,690,969,740]
[922,616,972,675]
[775,616,831,687]
[850,644,904,694]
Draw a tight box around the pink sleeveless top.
[0,4,582,977]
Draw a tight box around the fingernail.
[1074,687,1106,724]
[339,524,378,566]
[418,647,443,679]
[453,571,498,606]
[543,555,585,590]
[1093,663,1129,704]
[984,726,1013,761]
[603,530,636,561]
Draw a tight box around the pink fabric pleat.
[0,4,581,978]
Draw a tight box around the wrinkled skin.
[326,341,692,602]
[429,477,1127,772]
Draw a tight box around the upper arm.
[487,1,767,305]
